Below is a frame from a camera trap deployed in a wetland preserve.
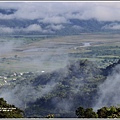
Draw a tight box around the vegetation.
[24,59,120,117]
[46,114,54,118]
[76,107,98,118]
[0,34,120,118]
[76,106,120,118]
[0,98,23,118]
[0,58,120,118]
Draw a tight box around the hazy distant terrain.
[0,2,120,118]
[0,33,120,73]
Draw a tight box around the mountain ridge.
[0,17,120,35]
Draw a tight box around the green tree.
[97,106,120,118]
[107,106,117,117]
[97,107,108,118]
[0,98,24,118]
[76,106,120,118]
[84,108,98,118]
[76,107,98,118]
[76,107,85,118]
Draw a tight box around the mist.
[0,41,16,55]
[21,41,69,72]
[0,58,95,113]
[0,35,107,116]
[0,38,23,56]
[0,79,58,110]
[93,64,120,111]
[0,39,70,110]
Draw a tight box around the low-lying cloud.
[0,2,120,22]
[0,24,58,34]
[23,24,42,32]
[39,16,68,24]
[93,65,120,111]
[102,23,120,30]
[46,24,64,31]
[0,26,14,33]
[72,25,83,30]
[0,80,57,109]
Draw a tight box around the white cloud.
[93,65,120,110]
[40,16,68,24]
[0,24,56,34]
[0,26,14,33]
[22,24,54,33]
[23,24,42,32]
[46,24,64,31]
[1,2,120,21]
[72,25,83,30]
[0,2,22,9]
[102,23,120,30]
[0,13,14,19]
[65,12,82,20]
[88,4,120,21]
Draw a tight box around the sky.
[0,1,120,33]
[0,2,120,21]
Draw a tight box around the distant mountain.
[0,8,17,15]
[0,13,120,35]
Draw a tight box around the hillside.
[0,98,23,118]
[0,59,120,117]
[1,2,120,118]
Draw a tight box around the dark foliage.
[0,98,23,118]
[76,106,120,118]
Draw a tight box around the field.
[0,33,120,73]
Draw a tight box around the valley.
[0,33,120,117]
[1,1,120,118]
[0,33,120,73]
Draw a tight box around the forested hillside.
[0,59,119,117]
[0,98,23,118]
[24,59,104,117]
[1,60,119,117]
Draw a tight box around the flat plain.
[0,33,120,73]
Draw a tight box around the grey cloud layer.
[0,2,120,21]
[0,24,65,33]
[102,23,120,30]
[0,2,120,33]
